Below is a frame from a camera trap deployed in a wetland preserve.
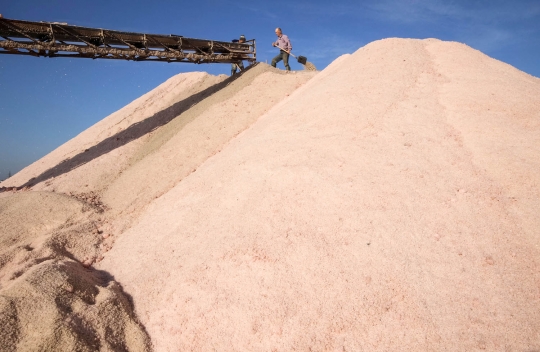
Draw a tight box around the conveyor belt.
[0,17,256,64]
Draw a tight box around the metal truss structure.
[0,17,256,65]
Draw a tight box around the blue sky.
[1,0,539,180]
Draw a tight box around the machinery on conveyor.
[0,16,256,66]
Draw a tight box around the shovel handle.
[276,45,296,58]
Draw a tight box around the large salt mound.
[99,38,540,351]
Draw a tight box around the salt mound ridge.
[2,38,540,351]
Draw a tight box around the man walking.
[271,28,292,71]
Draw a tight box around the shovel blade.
[297,55,307,65]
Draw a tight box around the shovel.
[276,46,316,71]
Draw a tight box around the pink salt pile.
[1,38,539,351]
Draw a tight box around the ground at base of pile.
[0,192,152,351]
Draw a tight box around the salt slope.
[1,71,226,191]
[100,38,540,351]
[102,65,316,230]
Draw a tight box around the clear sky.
[1,0,539,180]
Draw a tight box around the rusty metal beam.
[0,17,256,64]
